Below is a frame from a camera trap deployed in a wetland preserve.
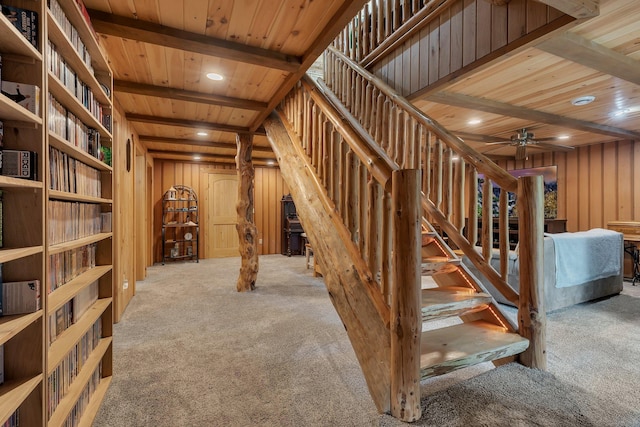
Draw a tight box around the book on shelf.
[0,4,39,49]
[0,149,38,180]
[1,279,41,316]
[0,81,41,116]
[0,344,3,385]
[72,280,98,323]
[100,212,111,232]
[1,409,18,427]
[48,243,96,293]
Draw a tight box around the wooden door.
[206,171,239,257]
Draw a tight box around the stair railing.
[336,0,454,66]
[279,76,424,419]
[322,46,547,369]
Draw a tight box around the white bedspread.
[547,228,622,288]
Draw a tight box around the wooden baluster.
[402,0,410,23]
[381,191,392,303]
[377,0,384,46]
[467,166,478,246]
[310,104,318,160]
[304,99,311,155]
[362,6,369,59]
[434,137,443,210]
[390,169,422,422]
[395,110,405,167]
[422,130,431,199]
[455,158,465,233]
[412,0,420,13]
[393,0,401,31]
[381,99,391,154]
[499,189,508,279]
[359,164,368,256]
[413,121,421,170]
[360,77,367,127]
[404,115,414,168]
[368,179,383,285]
[444,147,453,221]
[346,151,358,239]
[481,177,493,261]
[341,63,348,106]
[364,83,373,131]
[374,92,384,142]
[385,0,392,37]
[296,89,304,138]
[316,111,324,173]
[517,175,546,370]
[388,105,398,161]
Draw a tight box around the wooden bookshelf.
[44,0,114,425]
[0,0,46,425]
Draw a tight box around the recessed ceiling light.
[266,160,275,166]
[196,131,208,136]
[571,95,595,106]
[467,119,482,125]
[558,135,570,140]
[193,155,201,160]
[206,72,224,81]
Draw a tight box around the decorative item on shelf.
[184,232,193,241]
[166,186,177,201]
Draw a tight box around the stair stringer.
[264,112,392,414]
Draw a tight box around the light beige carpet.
[93,255,640,426]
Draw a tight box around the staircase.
[262,4,546,421]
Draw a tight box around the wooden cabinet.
[468,218,567,249]
[0,0,114,424]
[162,185,199,264]
[281,194,304,256]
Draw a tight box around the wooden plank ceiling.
[411,0,640,159]
[83,0,369,165]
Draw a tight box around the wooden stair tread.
[421,256,461,275]
[422,231,437,246]
[424,286,476,294]
[421,289,492,321]
[420,320,529,379]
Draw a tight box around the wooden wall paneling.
[135,147,147,282]
[589,144,603,229]
[476,0,492,58]
[491,2,508,50]
[526,0,548,33]
[419,26,430,88]
[439,7,451,79]
[402,39,411,95]
[450,0,463,73]
[254,168,265,255]
[635,142,640,219]
[564,149,579,231]
[394,46,403,94]
[577,147,591,230]
[617,140,633,220]
[462,0,477,67]
[507,0,527,43]
[429,18,440,84]
[410,35,420,94]
[554,152,567,221]
[602,142,618,227]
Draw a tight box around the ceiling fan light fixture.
[558,135,570,140]
[193,155,201,160]
[467,119,482,125]
[571,95,595,106]
[196,131,208,136]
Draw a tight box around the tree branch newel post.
[517,175,546,369]
[236,133,258,292]
[390,169,422,421]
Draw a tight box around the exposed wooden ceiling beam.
[88,9,301,73]
[249,0,370,132]
[125,114,266,135]
[139,135,274,154]
[534,0,599,19]
[426,91,640,140]
[148,150,274,163]
[114,80,268,111]
[537,33,640,86]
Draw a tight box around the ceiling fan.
[481,128,575,160]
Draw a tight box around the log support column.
[236,133,258,292]
[517,175,547,369]
[390,169,422,422]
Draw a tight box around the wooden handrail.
[327,46,518,193]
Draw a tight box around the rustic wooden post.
[236,133,258,292]
[390,169,422,422]
[517,175,546,369]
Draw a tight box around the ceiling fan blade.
[530,142,575,152]
[483,141,513,146]
[480,144,511,154]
